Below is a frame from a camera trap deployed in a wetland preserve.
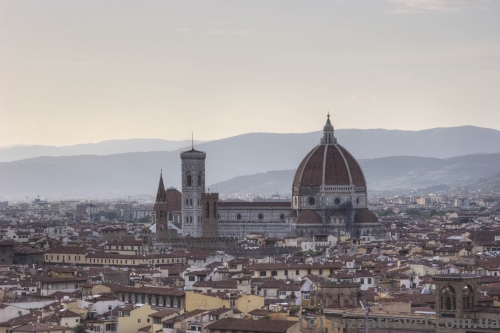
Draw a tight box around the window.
[187,172,192,187]
[260,271,266,277]
[206,202,210,218]
[319,268,323,275]
[360,278,364,284]
[303,293,310,300]
[198,173,202,187]
[138,319,141,323]
[108,306,112,311]
[271,271,277,276]
[296,270,299,275]
[213,202,217,218]
[368,278,372,284]
[284,270,288,276]
[189,276,195,281]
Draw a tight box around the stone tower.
[432,274,478,320]
[154,172,170,241]
[201,192,219,238]
[180,148,206,237]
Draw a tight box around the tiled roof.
[295,210,322,225]
[205,318,297,333]
[293,144,366,188]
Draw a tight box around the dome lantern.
[321,112,337,145]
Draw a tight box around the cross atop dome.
[321,113,336,144]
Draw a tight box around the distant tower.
[201,192,219,238]
[154,172,169,241]
[180,147,206,237]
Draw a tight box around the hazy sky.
[1,0,499,146]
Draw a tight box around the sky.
[1,0,499,147]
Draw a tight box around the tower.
[180,148,206,237]
[201,192,219,238]
[154,172,169,241]
[432,274,478,320]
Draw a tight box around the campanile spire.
[321,113,337,144]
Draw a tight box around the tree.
[405,208,421,217]
[72,324,87,333]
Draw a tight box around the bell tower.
[154,171,169,241]
[180,147,206,237]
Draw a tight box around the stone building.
[201,192,219,238]
[217,201,293,238]
[291,114,380,238]
[155,115,380,239]
[0,241,14,265]
[432,274,478,320]
[154,172,170,241]
[180,148,206,237]
[309,281,362,308]
[153,177,182,241]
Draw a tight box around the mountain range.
[0,139,205,162]
[0,126,499,198]
[209,154,500,196]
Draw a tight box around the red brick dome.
[354,209,378,223]
[295,209,322,225]
[293,144,366,188]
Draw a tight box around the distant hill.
[0,139,204,162]
[209,154,500,196]
[0,151,498,198]
[1,126,499,162]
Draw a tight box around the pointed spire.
[321,112,336,145]
[156,171,166,203]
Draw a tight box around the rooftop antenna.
[192,132,194,150]
[359,301,370,333]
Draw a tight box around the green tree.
[72,324,87,333]
[405,208,421,216]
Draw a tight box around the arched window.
[198,173,202,187]
[159,211,163,218]
[206,202,210,218]
[213,202,217,218]
[441,285,456,310]
[189,198,193,206]
[190,216,193,223]
[186,172,192,187]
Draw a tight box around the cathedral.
[154,115,380,240]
